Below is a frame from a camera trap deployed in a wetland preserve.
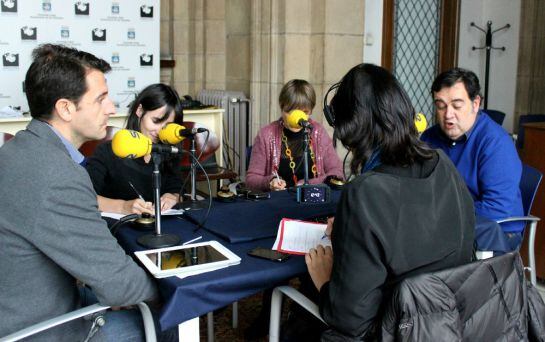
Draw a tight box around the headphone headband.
[323,82,340,127]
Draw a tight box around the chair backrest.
[483,109,506,126]
[520,164,543,216]
[0,132,14,148]
[517,114,545,149]
[245,145,252,171]
[78,126,120,157]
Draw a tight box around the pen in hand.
[273,170,281,182]
[128,181,145,202]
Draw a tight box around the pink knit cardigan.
[246,119,343,191]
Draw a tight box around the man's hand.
[305,245,333,291]
[160,193,179,212]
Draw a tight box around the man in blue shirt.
[421,68,524,251]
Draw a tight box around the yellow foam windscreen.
[159,123,186,144]
[286,109,309,129]
[415,113,427,133]
[111,129,152,159]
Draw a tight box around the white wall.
[458,0,521,133]
[363,0,383,65]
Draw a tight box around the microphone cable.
[109,213,139,237]
[177,129,210,206]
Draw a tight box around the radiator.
[197,90,251,180]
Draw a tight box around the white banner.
[0,0,160,113]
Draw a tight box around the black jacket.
[379,252,545,341]
[319,151,475,337]
[322,253,545,341]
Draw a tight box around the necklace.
[281,131,317,184]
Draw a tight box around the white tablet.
[135,240,241,279]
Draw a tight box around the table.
[115,190,341,339]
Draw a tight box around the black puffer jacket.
[322,253,545,341]
[379,252,545,341]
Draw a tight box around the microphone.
[158,123,207,144]
[112,129,180,159]
[286,109,312,129]
[415,112,427,133]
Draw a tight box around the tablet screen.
[144,245,228,270]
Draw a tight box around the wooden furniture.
[520,122,545,281]
[0,109,225,167]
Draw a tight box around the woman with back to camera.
[304,64,475,339]
[85,83,184,215]
[246,79,343,192]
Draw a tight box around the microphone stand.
[137,152,181,248]
[182,136,207,210]
[302,126,310,185]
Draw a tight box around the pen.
[128,181,145,202]
[321,233,328,240]
[272,170,280,182]
[182,236,203,245]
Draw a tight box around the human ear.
[135,104,144,118]
[54,99,75,122]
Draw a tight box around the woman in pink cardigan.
[246,79,343,192]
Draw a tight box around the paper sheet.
[100,209,185,221]
[272,218,331,255]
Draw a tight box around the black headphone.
[323,82,341,127]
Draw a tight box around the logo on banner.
[75,1,89,15]
[92,28,106,41]
[61,26,70,38]
[111,52,119,64]
[1,0,17,13]
[127,77,135,88]
[140,5,153,18]
[21,26,37,40]
[2,53,19,67]
[111,2,119,14]
[42,0,51,12]
[127,28,135,40]
[140,54,153,66]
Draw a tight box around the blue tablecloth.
[183,189,342,243]
[116,216,308,331]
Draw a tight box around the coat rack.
[470,21,510,110]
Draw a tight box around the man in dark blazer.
[0,44,159,341]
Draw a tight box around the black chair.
[516,114,545,149]
[482,109,506,126]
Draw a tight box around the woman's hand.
[124,198,154,215]
[160,193,179,212]
[325,217,335,238]
[270,178,287,191]
[305,245,333,291]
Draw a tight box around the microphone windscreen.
[159,123,186,144]
[112,129,152,158]
[415,113,427,133]
[286,109,309,129]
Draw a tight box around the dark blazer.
[0,119,157,341]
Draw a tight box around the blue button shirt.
[46,124,85,165]
[421,112,524,233]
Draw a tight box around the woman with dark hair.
[304,64,475,339]
[85,83,184,215]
